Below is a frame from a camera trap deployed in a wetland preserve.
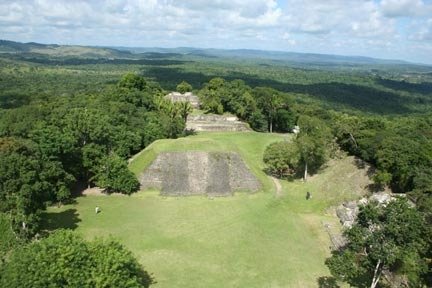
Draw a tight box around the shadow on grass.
[317,276,340,288]
[139,270,157,288]
[41,209,81,231]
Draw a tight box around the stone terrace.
[186,114,251,132]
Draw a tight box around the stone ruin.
[186,114,252,132]
[165,92,200,108]
[336,192,393,227]
[164,92,252,133]
[323,192,394,251]
[139,151,261,196]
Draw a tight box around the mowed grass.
[44,132,366,287]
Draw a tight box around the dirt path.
[81,187,105,196]
[270,176,282,197]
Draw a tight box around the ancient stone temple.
[165,92,200,108]
[139,151,261,196]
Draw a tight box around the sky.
[1,0,432,64]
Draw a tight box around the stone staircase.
[139,152,261,196]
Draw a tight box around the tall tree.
[295,115,332,180]
[263,141,300,178]
[93,153,140,195]
[176,101,193,122]
[176,81,193,94]
[253,87,284,133]
[117,72,147,91]
[198,77,226,114]
[0,230,153,287]
[0,138,73,237]
[326,198,430,288]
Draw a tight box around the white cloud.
[282,33,297,45]
[0,0,430,63]
[282,0,396,38]
[411,18,432,41]
[380,0,432,17]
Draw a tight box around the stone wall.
[139,151,261,196]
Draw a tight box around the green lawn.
[44,132,365,287]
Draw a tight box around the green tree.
[330,112,361,154]
[326,198,430,288]
[0,138,73,237]
[273,109,297,132]
[223,80,257,120]
[248,110,267,132]
[176,81,192,94]
[93,154,140,195]
[263,141,299,178]
[176,101,193,122]
[0,213,20,263]
[152,98,186,139]
[141,112,170,147]
[118,73,147,91]
[198,77,226,114]
[0,230,153,287]
[296,115,332,180]
[372,170,392,190]
[253,87,284,133]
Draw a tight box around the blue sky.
[1,0,431,64]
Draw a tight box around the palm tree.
[177,101,193,122]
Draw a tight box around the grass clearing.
[44,132,367,287]
[44,192,335,287]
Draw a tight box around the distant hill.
[113,46,411,65]
[0,39,132,58]
[0,39,427,67]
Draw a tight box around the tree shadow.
[41,209,81,231]
[317,276,340,288]
[142,66,425,115]
[71,180,88,197]
[376,78,432,96]
[182,128,197,136]
[351,157,389,193]
[138,270,157,288]
[352,156,377,178]
[366,183,386,193]
[353,157,366,169]
[262,168,297,182]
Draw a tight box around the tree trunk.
[269,116,273,133]
[349,133,358,148]
[304,162,308,181]
[370,259,382,288]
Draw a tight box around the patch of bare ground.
[81,187,105,196]
[271,176,282,197]
[80,187,126,197]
